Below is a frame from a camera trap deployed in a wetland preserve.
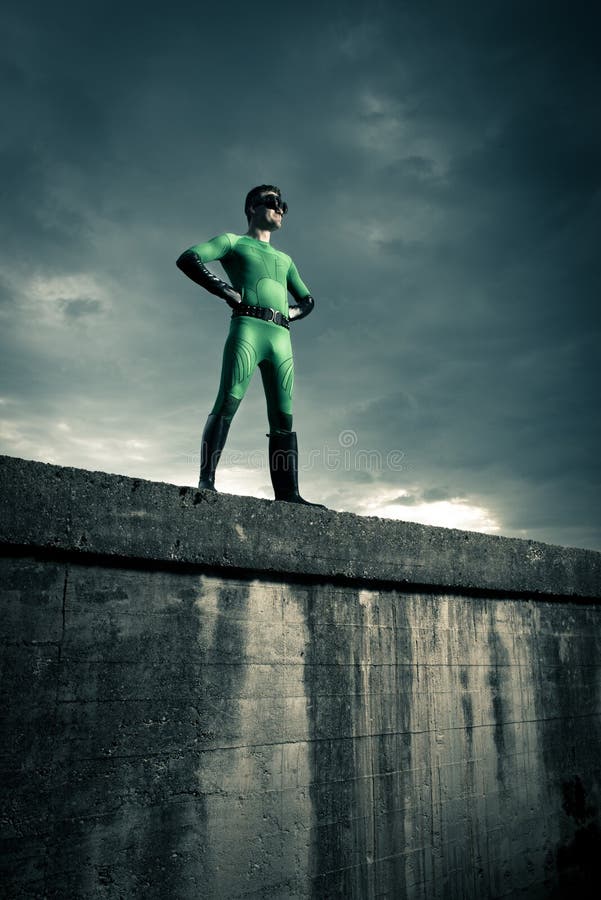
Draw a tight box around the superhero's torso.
[221,235,293,315]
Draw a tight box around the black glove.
[288,295,314,322]
[177,250,241,306]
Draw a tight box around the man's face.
[252,192,285,231]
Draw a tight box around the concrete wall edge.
[1,454,600,599]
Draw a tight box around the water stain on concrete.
[304,585,414,899]
[486,612,511,791]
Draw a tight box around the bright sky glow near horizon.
[1,0,600,549]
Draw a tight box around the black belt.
[232,304,290,329]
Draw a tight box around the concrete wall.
[1,454,600,899]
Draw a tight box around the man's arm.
[287,260,315,322]
[176,234,241,307]
[288,294,315,321]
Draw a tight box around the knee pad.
[268,411,293,435]
[213,394,241,424]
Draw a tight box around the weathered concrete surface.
[1,454,600,597]
[1,454,601,899]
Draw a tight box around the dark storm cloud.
[1,0,599,548]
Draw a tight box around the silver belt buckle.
[265,307,275,323]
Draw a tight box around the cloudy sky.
[1,0,599,550]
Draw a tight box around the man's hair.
[244,184,282,223]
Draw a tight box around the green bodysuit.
[187,233,312,433]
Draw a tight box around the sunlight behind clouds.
[359,491,501,533]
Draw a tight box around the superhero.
[177,184,324,507]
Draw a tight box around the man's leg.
[199,329,258,490]
[260,352,294,436]
[198,396,240,490]
[259,354,325,507]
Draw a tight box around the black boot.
[198,414,230,490]
[268,431,326,508]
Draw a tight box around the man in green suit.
[177,184,323,507]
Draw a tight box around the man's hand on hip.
[224,289,243,309]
